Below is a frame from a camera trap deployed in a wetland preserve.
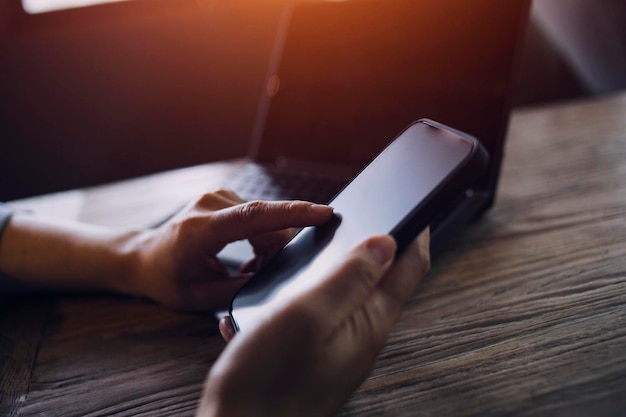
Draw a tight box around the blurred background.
[1,0,625,201]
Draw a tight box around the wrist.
[0,212,147,295]
[108,228,154,297]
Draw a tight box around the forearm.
[0,196,336,311]
[0,212,142,294]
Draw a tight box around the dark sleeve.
[0,203,15,308]
[0,203,14,237]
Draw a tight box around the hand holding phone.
[230,119,488,333]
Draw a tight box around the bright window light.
[22,0,132,14]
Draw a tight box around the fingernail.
[309,204,334,215]
[368,236,396,266]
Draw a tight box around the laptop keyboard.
[222,163,347,204]
[150,163,348,229]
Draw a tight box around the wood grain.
[0,298,51,417]
[339,92,626,416]
[20,297,224,417]
[2,92,626,416]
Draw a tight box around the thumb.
[302,235,397,326]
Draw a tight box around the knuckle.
[238,200,267,224]
[215,188,245,202]
[285,200,301,212]
[281,200,308,219]
[178,215,205,236]
[175,211,217,238]
[214,188,232,196]
[195,192,221,208]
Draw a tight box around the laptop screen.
[252,0,530,193]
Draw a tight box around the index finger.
[208,200,334,246]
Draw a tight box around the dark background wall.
[0,0,295,200]
[2,0,622,201]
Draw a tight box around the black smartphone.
[229,119,488,333]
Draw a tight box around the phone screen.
[230,120,487,332]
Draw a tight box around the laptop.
[217,0,531,264]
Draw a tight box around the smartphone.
[229,119,488,333]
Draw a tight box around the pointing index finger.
[209,200,334,245]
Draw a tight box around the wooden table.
[2,92,626,416]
